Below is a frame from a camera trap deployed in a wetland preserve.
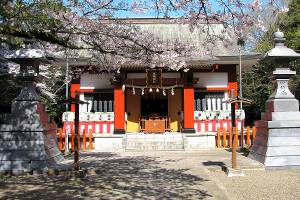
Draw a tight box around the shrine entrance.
[126,87,182,133]
[139,93,171,133]
[125,69,183,133]
[141,98,168,115]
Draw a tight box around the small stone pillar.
[0,41,64,174]
[248,30,300,170]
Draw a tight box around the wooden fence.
[216,126,256,148]
[57,126,257,150]
[57,128,93,150]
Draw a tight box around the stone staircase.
[122,133,187,151]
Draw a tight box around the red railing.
[216,126,256,148]
[58,128,93,150]
[58,126,257,150]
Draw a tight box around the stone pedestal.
[0,74,64,174]
[2,42,64,174]
[249,68,300,170]
[0,101,64,174]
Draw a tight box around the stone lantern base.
[249,68,300,170]
[0,101,64,175]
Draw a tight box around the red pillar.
[183,71,196,133]
[70,84,80,112]
[114,77,126,134]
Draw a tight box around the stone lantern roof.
[260,29,300,64]
[6,40,52,61]
[6,40,52,75]
[5,40,52,101]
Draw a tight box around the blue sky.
[111,0,254,18]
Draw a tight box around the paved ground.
[1,149,300,199]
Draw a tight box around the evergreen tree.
[284,0,300,52]
[242,0,300,125]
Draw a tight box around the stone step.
[124,134,187,151]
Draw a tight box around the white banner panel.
[81,74,114,89]
[194,72,228,88]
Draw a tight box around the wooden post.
[247,126,251,147]
[232,126,237,169]
[89,129,92,150]
[217,127,221,148]
[241,126,244,147]
[71,129,74,151]
[253,126,256,141]
[65,128,68,151]
[223,127,226,147]
[83,129,86,150]
[229,127,232,148]
[74,91,79,170]
[231,99,237,169]
[236,127,239,147]
[222,92,252,170]
[58,92,87,170]
[59,129,63,150]
[78,132,81,150]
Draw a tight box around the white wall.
[194,72,228,88]
[162,72,181,78]
[127,73,146,78]
[80,74,114,89]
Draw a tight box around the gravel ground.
[208,170,300,200]
[1,170,300,199]
[0,175,87,200]
[1,150,300,200]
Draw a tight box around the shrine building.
[62,18,261,136]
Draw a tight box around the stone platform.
[0,101,64,174]
[93,132,216,151]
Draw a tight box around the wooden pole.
[247,126,251,147]
[241,125,244,147]
[253,126,256,141]
[229,127,232,148]
[236,127,239,147]
[223,127,226,147]
[231,100,237,169]
[222,91,252,169]
[89,129,92,150]
[65,127,68,151]
[83,129,86,150]
[59,129,63,150]
[71,129,74,151]
[232,127,237,169]
[217,127,221,148]
[78,131,81,150]
[74,91,79,170]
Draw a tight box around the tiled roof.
[56,18,261,69]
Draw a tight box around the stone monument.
[248,30,300,170]
[0,41,64,174]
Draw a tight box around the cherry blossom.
[1,0,289,73]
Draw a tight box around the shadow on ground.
[0,152,214,199]
[202,161,226,171]
[225,148,250,157]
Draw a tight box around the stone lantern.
[6,40,48,102]
[0,40,63,174]
[248,30,300,170]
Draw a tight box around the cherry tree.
[0,0,288,124]
[0,0,289,72]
